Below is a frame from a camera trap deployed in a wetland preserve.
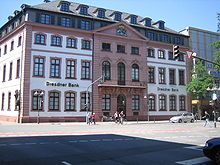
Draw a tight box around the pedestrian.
[114,111,119,123]
[91,113,96,125]
[87,112,91,125]
[119,111,125,125]
[202,111,211,127]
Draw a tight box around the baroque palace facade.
[0,0,191,122]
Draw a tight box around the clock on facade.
[116,26,127,37]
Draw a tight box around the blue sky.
[0,0,220,32]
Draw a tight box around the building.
[0,0,190,123]
[180,27,220,117]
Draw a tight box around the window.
[82,40,91,49]
[117,44,125,53]
[9,62,13,80]
[66,59,76,79]
[159,95,166,111]
[158,68,166,84]
[49,91,60,111]
[148,67,155,83]
[114,12,122,21]
[2,65,6,82]
[179,96,186,111]
[35,34,46,45]
[51,35,62,46]
[81,61,91,79]
[80,20,91,30]
[168,51,174,60]
[130,15,137,24]
[18,36,22,47]
[79,6,88,15]
[132,95,140,110]
[65,92,76,111]
[61,17,70,27]
[132,64,139,81]
[50,58,61,78]
[1,93,4,110]
[131,47,139,55]
[32,91,43,111]
[178,53,185,61]
[10,41,14,51]
[146,31,157,40]
[169,69,175,85]
[169,95,176,111]
[33,57,45,77]
[81,92,90,111]
[97,9,106,18]
[16,59,20,78]
[158,50,165,59]
[40,14,50,24]
[102,94,110,111]
[102,43,111,51]
[102,61,111,80]
[8,92,11,110]
[66,38,77,48]
[179,70,185,85]
[148,48,155,57]
[148,95,155,111]
[118,62,125,85]
[60,2,70,12]
[4,45,7,54]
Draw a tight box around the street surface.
[0,120,219,165]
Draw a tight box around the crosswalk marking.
[176,157,210,165]
[184,145,204,151]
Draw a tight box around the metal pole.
[37,96,39,124]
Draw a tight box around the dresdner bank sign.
[46,81,79,87]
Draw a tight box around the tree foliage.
[187,60,213,99]
[213,41,220,71]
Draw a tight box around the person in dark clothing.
[203,111,211,127]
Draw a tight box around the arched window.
[148,95,155,111]
[65,92,76,111]
[118,62,125,85]
[159,95,166,111]
[132,64,139,81]
[102,61,111,80]
[49,91,60,111]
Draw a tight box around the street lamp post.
[34,91,44,124]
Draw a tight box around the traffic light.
[173,45,179,60]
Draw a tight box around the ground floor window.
[102,94,111,111]
[132,95,140,110]
[49,91,60,111]
[65,92,76,111]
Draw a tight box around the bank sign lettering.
[46,81,79,87]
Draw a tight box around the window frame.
[33,56,45,77]
[50,58,61,78]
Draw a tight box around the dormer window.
[141,17,152,27]
[60,2,70,12]
[78,5,89,15]
[110,11,122,21]
[97,8,106,18]
[153,20,165,30]
[130,15,137,24]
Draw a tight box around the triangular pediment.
[93,21,149,41]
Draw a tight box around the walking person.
[91,113,96,125]
[114,111,119,123]
[119,111,125,125]
[87,112,91,125]
[203,111,211,127]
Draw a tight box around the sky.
[0,0,220,32]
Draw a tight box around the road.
[0,120,219,165]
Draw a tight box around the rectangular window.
[81,92,90,111]
[4,45,7,54]
[169,69,175,85]
[18,36,22,47]
[158,68,166,84]
[34,57,45,77]
[1,93,5,110]
[178,53,185,61]
[49,91,60,111]
[102,94,110,111]
[61,17,71,27]
[117,44,125,53]
[40,14,51,24]
[32,91,43,111]
[8,92,11,110]
[2,65,6,82]
[50,58,61,78]
[80,20,91,30]
[9,62,13,80]
[148,67,155,83]
[148,48,155,57]
[10,41,14,51]
[132,95,140,110]
[66,38,77,48]
[60,3,69,12]
[81,61,91,79]
[114,13,122,21]
[102,43,111,51]
[16,59,20,78]
[131,47,139,55]
[82,40,91,49]
[80,6,88,15]
[66,59,76,79]
[168,51,174,60]
[35,34,46,45]
[159,95,166,111]
[179,96,186,111]
[158,50,165,59]
[97,9,105,18]
[169,95,176,111]
[51,35,62,47]
[148,95,155,111]
[130,15,137,24]
[179,70,185,85]
[65,92,76,111]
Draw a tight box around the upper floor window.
[79,5,89,15]
[81,40,91,50]
[51,35,62,47]
[158,68,166,84]
[80,20,91,30]
[148,67,155,83]
[50,58,61,78]
[40,14,51,24]
[102,43,111,51]
[178,53,185,62]
[130,15,137,24]
[118,62,125,85]
[60,2,70,12]
[148,48,155,58]
[169,69,176,85]
[10,41,14,51]
[81,61,91,79]
[16,59,20,78]
[61,17,71,27]
[114,12,122,21]
[117,44,125,53]
[66,37,77,48]
[179,70,185,85]
[4,45,7,54]
[132,95,140,110]
[33,57,45,77]
[97,9,106,18]
[2,65,6,82]
[66,59,76,79]
[168,51,174,60]
[102,61,111,80]
[131,47,139,55]
[132,64,139,82]
[146,31,158,40]
[102,94,111,111]
[18,36,22,47]
[35,34,46,45]
[9,62,13,81]
[158,50,165,59]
